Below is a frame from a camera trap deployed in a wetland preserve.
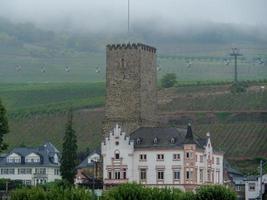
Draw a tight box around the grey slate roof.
[76,150,101,169]
[130,125,207,149]
[245,175,258,181]
[0,142,60,167]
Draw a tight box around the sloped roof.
[130,125,207,149]
[76,151,101,169]
[0,142,60,167]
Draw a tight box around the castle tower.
[103,43,158,135]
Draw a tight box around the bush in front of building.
[195,185,237,200]
[102,183,237,200]
[10,185,93,200]
[0,179,23,191]
[101,183,195,200]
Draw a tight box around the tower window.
[121,58,125,68]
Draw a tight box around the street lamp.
[259,160,267,200]
[91,160,97,200]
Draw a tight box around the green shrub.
[102,183,188,200]
[195,185,237,200]
[230,82,248,93]
[10,186,92,200]
[161,73,177,88]
[102,183,237,200]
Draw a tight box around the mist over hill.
[1,17,267,54]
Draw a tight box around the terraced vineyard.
[194,123,267,158]
[159,85,267,112]
[1,82,266,174]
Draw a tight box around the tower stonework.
[103,43,158,135]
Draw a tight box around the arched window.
[153,137,158,144]
[114,150,120,160]
[136,138,141,144]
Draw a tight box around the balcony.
[33,173,48,179]
[104,178,128,185]
[111,158,123,165]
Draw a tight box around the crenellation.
[106,43,156,53]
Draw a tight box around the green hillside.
[1,82,266,175]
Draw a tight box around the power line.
[230,48,242,83]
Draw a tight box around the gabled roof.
[130,125,207,149]
[76,151,101,169]
[0,142,60,167]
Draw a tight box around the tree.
[60,110,78,184]
[161,73,177,88]
[195,185,237,200]
[0,99,8,152]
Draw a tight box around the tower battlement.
[106,43,156,53]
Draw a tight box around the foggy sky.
[0,0,266,33]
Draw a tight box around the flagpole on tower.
[128,0,130,34]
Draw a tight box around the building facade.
[0,142,61,185]
[103,43,158,135]
[245,174,267,200]
[101,124,224,191]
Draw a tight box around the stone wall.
[103,43,158,135]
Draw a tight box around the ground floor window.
[140,169,147,181]
[157,171,164,181]
[173,171,180,180]
[54,168,60,175]
[23,180,32,185]
[199,169,204,183]
[186,169,193,180]
[248,183,255,191]
[114,171,120,179]
[108,171,112,179]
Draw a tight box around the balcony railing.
[104,178,128,185]
[33,173,48,178]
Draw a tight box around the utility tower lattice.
[230,48,242,83]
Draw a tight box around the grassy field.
[0,82,105,115]
[1,50,267,83]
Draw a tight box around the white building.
[0,142,61,185]
[101,124,224,191]
[245,174,267,200]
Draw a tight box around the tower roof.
[184,123,196,144]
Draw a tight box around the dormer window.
[54,154,59,164]
[6,153,21,163]
[153,137,158,144]
[25,153,40,163]
[170,137,176,144]
[136,138,141,144]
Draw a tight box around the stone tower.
[103,43,158,135]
